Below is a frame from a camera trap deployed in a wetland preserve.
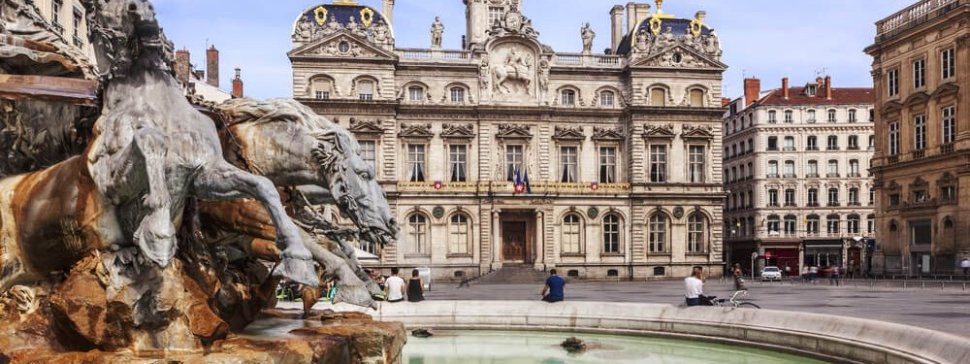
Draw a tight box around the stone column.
[535,210,545,270]
[492,209,502,270]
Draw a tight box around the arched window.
[449,214,471,254]
[784,110,793,123]
[309,76,334,100]
[408,85,425,102]
[648,213,668,253]
[689,89,705,107]
[560,89,577,106]
[687,213,706,253]
[562,214,582,254]
[847,214,861,234]
[408,214,428,254]
[807,109,816,123]
[826,214,841,234]
[806,214,820,234]
[784,214,797,235]
[357,79,375,100]
[600,90,615,107]
[603,214,621,254]
[767,215,780,235]
[768,110,777,123]
[827,109,837,122]
[450,86,466,103]
[650,87,666,106]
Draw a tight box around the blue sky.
[154,0,916,100]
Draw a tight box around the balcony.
[783,173,797,178]
[826,173,840,178]
[767,173,780,178]
[941,143,955,154]
[912,150,926,159]
[768,203,780,207]
[784,203,797,207]
[766,147,779,152]
[877,0,961,40]
[888,155,900,164]
[827,202,841,207]
[848,201,862,206]
[806,146,819,151]
[827,146,840,151]
[806,173,820,178]
[783,147,796,151]
[848,173,861,177]
[848,145,860,150]
[807,202,820,207]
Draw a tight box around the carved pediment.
[633,45,726,69]
[441,123,475,139]
[887,180,901,191]
[910,176,928,189]
[882,100,903,117]
[592,127,626,142]
[349,118,385,135]
[681,125,715,140]
[904,91,930,108]
[289,34,395,59]
[496,124,533,139]
[938,172,956,186]
[552,126,586,141]
[643,124,675,140]
[399,123,433,139]
[931,82,959,100]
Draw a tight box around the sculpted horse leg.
[191,162,318,287]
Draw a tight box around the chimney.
[634,3,651,27]
[744,78,761,108]
[815,76,824,97]
[626,2,637,33]
[232,67,244,98]
[782,77,789,99]
[175,48,190,85]
[382,0,394,25]
[610,5,624,52]
[206,45,219,88]
[824,76,832,99]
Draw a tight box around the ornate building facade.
[866,0,970,275]
[290,0,727,280]
[723,77,875,276]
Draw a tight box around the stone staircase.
[476,264,548,284]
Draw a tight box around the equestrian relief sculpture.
[0,0,402,360]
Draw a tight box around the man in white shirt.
[961,258,970,278]
[684,266,705,306]
[384,267,406,303]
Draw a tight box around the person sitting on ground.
[384,267,406,303]
[407,269,425,302]
[540,269,565,303]
[685,266,706,306]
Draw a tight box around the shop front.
[762,243,800,277]
[803,240,844,269]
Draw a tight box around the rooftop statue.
[430,16,443,49]
[581,22,595,55]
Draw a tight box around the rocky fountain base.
[0,251,405,363]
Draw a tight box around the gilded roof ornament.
[314,6,328,27]
[649,0,675,36]
[333,0,359,5]
[360,7,374,28]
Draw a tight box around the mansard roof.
[292,3,392,38]
[755,88,875,107]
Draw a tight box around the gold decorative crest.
[689,20,703,37]
[334,0,358,5]
[360,7,374,28]
[313,6,328,27]
[649,0,675,35]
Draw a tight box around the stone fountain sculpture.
[0,0,404,361]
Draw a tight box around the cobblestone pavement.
[404,278,970,338]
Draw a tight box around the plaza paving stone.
[365,278,970,338]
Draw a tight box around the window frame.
[448,214,471,255]
[449,144,468,182]
[406,143,427,182]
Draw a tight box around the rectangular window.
[648,217,666,253]
[888,68,899,97]
[449,215,470,254]
[828,189,839,205]
[561,90,576,106]
[649,145,667,183]
[407,144,426,182]
[943,106,956,145]
[767,136,778,151]
[784,189,795,206]
[688,145,705,183]
[827,135,839,150]
[806,136,818,150]
[768,111,777,123]
[867,217,875,234]
[807,218,819,234]
[559,146,578,183]
[827,218,840,234]
[784,110,793,123]
[599,147,617,183]
[848,135,859,150]
[408,87,425,102]
[942,48,956,80]
[914,59,926,89]
[505,145,524,181]
[848,109,857,123]
[449,145,467,182]
[600,91,615,107]
[808,189,818,206]
[358,81,374,100]
[827,109,837,122]
[767,161,778,178]
[768,189,778,207]
[783,136,795,151]
[870,189,876,205]
[849,188,860,205]
[784,161,795,177]
[827,160,839,177]
[889,193,900,207]
[603,217,620,253]
[450,88,465,103]
[315,91,330,100]
[358,140,377,172]
[51,0,62,29]
[889,122,900,156]
[849,160,860,176]
[807,161,818,177]
[914,114,926,151]
[488,6,505,28]
[72,7,82,44]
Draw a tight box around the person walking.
[384,267,406,303]
[732,263,747,291]
[809,265,819,284]
[407,269,425,302]
[540,269,565,303]
[830,265,841,286]
[685,266,706,306]
[961,257,970,279]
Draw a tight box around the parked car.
[761,266,783,281]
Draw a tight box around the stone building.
[723,77,875,276]
[865,0,969,275]
[34,0,92,56]
[290,0,727,280]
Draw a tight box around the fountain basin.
[330,300,970,364]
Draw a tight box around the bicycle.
[706,290,760,309]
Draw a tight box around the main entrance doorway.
[500,210,535,263]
